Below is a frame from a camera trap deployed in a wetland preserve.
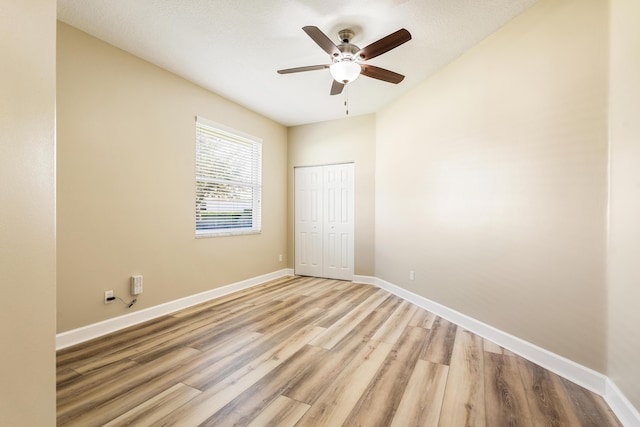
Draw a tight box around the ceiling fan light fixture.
[330,61,361,84]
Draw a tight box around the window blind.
[195,117,262,237]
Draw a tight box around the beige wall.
[608,0,640,410]
[51,0,640,413]
[375,0,609,371]
[287,115,376,276]
[0,0,57,424]
[57,23,288,332]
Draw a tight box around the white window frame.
[195,116,262,237]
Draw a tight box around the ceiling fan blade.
[303,26,341,58]
[360,64,405,84]
[356,28,411,61]
[330,80,345,95]
[277,65,329,74]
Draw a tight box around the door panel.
[323,163,354,280]
[295,167,323,277]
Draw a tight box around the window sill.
[195,229,262,238]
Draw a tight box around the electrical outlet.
[409,270,415,281]
[131,275,143,295]
[278,254,283,262]
[104,290,114,304]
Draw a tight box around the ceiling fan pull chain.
[345,84,349,115]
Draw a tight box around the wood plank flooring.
[57,276,621,426]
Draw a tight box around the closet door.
[294,164,354,281]
[323,163,354,280]
[294,166,324,277]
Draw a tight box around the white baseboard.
[55,270,639,425]
[56,268,294,350]
[374,277,640,426]
[605,379,640,427]
[374,277,607,394]
[353,275,376,285]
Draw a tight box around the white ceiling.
[57,0,538,127]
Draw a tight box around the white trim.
[353,275,376,285]
[195,115,262,144]
[56,268,294,350]
[605,379,640,427]
[293,161,356,169]
[374,277,640,424]
[55,270,639,425]
[374,277,608,395]
[195,229,262,238]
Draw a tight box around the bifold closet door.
[322,164,354,280]
[294,166,324,278]
[295,164,354,281]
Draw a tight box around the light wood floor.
[57,276,621,426]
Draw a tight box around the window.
[195,116,262,237]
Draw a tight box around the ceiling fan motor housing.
[337,43,360,61]
[336,29,360,61]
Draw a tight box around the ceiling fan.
[277,26,412,95]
